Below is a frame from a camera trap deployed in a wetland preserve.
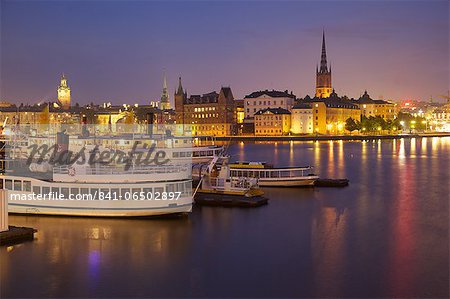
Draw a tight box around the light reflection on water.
[1,138,449,298]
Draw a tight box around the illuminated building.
[244,90,295,119]
[291,102,313,134]
[315,31,332,98]
[354,91,397,120]
[174,77,236,136]
[254,108,291,136]
[234,99,245,124]
[57,74,71,109]
[311,90,361,134]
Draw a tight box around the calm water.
[1,138,449,298]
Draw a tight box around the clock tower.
[57,74,71,109]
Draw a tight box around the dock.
[195,194,268,207]
[0,226,37,246]
[314,178,349,187]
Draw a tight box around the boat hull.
[8,199,192,217]
[258,177,318,187]
[194,194,268,208]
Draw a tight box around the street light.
[422,120,428,131]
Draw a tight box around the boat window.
[184,181,192,196]
[90,188,99,200]
[260,172,265,178]
[14,180,22,191]
[154,187,164,194]
[23,181,31,192]
[110,188,120,199]
[166,184,175,193]
[71,188,80,196]
[101,188,110,199]
[193,152,199,157]
[186,152,192,157]
[173,152,179,158]
[271,172,279,178]
[242,171,248,177]
[180,152,186,157]
[51,187,59,196]
[80,188,89,196]
[132,188,141,199]
[120,188,130,200]
[237,171,242,177]
[143,188,152,197]
[175,183,185,193]
[33,186,40,195]
[281,171,290,178]
[42,186,50,195]
[61,188,70,199]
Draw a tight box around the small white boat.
[228,161,319,187]
[197,164,264,197]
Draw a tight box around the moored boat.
[1,132,194,217]
[194,157,267,207]
[228,161,319,187]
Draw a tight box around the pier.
[0,190,37,246]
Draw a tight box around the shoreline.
[211,132,450,142]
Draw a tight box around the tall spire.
[320,30,328,73]
[163,71,167,89]
[160,70,170,110]
[176,76,184,95]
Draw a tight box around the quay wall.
[208,133,450,142]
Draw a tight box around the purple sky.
[1,1,449,105]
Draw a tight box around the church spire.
[320,30,328,73]
[176,76,184,95]
[160,71,170,110]
[163,71,167,89]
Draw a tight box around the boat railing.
[209,176,257,190]
[53,163,190,176]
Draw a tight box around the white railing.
[53,163,190,176]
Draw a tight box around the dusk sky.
[1,0,449,105]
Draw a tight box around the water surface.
[1,138,449,297]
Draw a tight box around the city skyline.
[1,1,448,105]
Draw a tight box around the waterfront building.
[57,74,71,109]
[234,99,245,124]
[311,90,361,134]
[160,73,171,110]
[244,90,295,119]
[174,77,236,136]
[315,31,332,98]
[354,91,397,120]
[254,107,291,136]
[291,102,314,134]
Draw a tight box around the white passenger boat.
[26,135,223,164]
[1,133,194,217]
[228,161,319,187]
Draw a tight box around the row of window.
[255,115,284,120]
[191,113,219,118]
[255,122,281,126]
[194,107,216,112]
[255,129,283,134]
[172,152,192,158]
[1,179,192,198]
[192,125,226,130]
[246,100,285,106]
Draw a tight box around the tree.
[345,117,360,132]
